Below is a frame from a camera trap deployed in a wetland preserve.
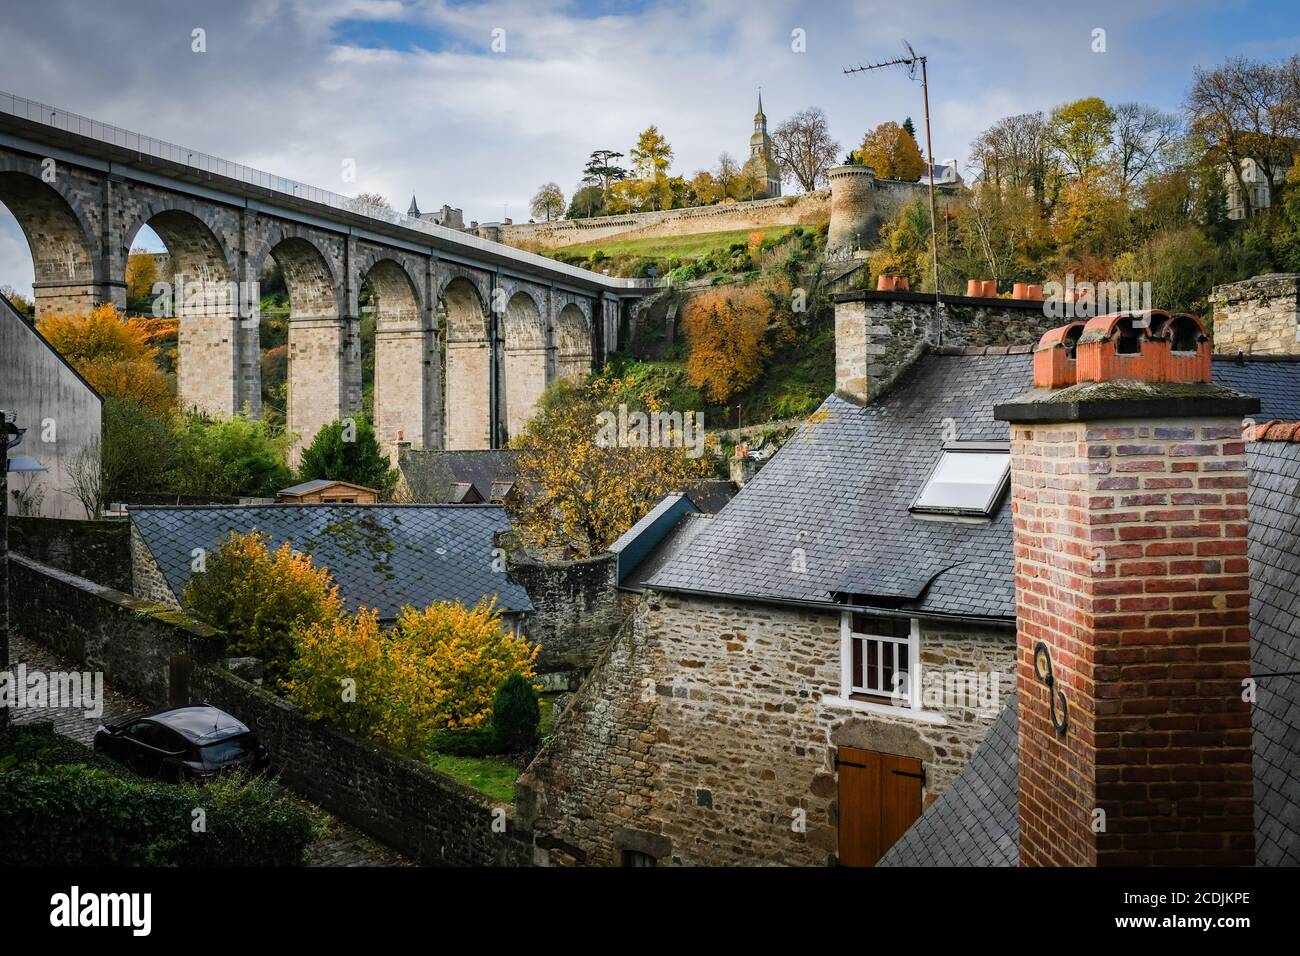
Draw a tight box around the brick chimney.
[996,311,1259,866]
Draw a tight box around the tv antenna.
[844,41,943,344]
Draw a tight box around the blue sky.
[0,0,1296,293]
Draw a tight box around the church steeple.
[407,194,421,218]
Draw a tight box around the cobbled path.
[8,630,410,867]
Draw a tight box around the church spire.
[756,87,764,119]
[407,194,421,218]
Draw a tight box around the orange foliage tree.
[681,285,774,403]
[37,303,173,414]
[858,121,926,181]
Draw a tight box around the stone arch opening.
[0,171,98,318]
[441,275,491,450]
[366,258,434,454]
[265,235,347,457]
[553,302,593,382]
[126,209,243,417]
[502,290,547,441]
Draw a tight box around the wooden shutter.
[837,746,923,866]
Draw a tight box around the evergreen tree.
[903,116,917,140]
[296,414,396,496]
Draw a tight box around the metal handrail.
[0,90,661,292]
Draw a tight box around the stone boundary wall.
[193,666,534,867]
[7,554,222,707]
[511,551,625,673]
[488,191,832,251]
[7,516,131,591]
[10,553,533,866]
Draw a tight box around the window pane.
[914,450,1009,514]
[852,637,863,690]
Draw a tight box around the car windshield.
[200,735,254,766]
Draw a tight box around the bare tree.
[969,111,1060,209]
[65,441,104,519]
[350,191,393,215]
[1187,54,1300,216]
[771,107,841,192]
[530,182,565,221]
[1112,103,1182,191]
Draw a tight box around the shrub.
[38,304,174,415]
[183,530,344,689]
[681,286,773,402]
[170,412,294,498]
[490,673,541,754]
[290,600,538,754]
[0,725,319,866]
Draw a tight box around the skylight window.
[910,442,1011,518]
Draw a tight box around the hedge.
[0,725,320,866]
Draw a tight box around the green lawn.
[426,753,520,804]
[554,224,803,262]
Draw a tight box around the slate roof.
[881,434,1300,867]
[878,691,1020,867]
[130,504,533,619]
[1245,437,1300,866]
[397,449,518,503]
[648,352,1300,622]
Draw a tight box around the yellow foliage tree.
[289,600,537,752]
[37,304,174,415]
[182,530,344,690]
[681,285,773,403]
[858,121,926,181]
[510,377,714,557]
[125,249,158,306]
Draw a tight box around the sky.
[0,0,1297,296]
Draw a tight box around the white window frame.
[827,613,947,724]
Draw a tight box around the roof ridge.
[1245,419,1300,442]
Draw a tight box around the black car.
[93,705,271,783]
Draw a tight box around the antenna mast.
[844,42,943,345]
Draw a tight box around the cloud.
[0,0,1278,295]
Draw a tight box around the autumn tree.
[125,249,158,309]
[714,151,742,199]
[858,121,926,181]
[629,126,674,209]
[771,106,841,191]
[681,285,773,402]
[869,198,935,290]
[530,182,565,221]
[1111,102,1182,192]
[38,304,173,415]
[510,377,713,557]
[970,111,1060,208]
[1048,98,1117,179]
[686,169,721,206]
[183,530,344,690]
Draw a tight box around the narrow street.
[7,631,409,867]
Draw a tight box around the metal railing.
[0,90,660,292]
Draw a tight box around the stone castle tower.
[748,91,782,199]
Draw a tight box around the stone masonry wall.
[518,592,1015,866]
[194,665,534,867]
[511,551,624,673]
[487,191,831,251]
[7,516,131,591]
[8,554,223,707]
[129,523,180,608]
[1210,273,1300,355]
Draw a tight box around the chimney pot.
[981,280,998,298]
[966,279,982,297]
[1012,282,1029,300]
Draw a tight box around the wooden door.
[837,747,924,866]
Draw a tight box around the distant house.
[129,504,533,628]
[1224,155,1293,220]
[277,479,378,504]
[0,291,102,519]
[396,448,518,504]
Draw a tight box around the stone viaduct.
[0,92,652,454]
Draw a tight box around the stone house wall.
[1210,273,1300,355]
[129,523,180,608]
[517,591,1015,866]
